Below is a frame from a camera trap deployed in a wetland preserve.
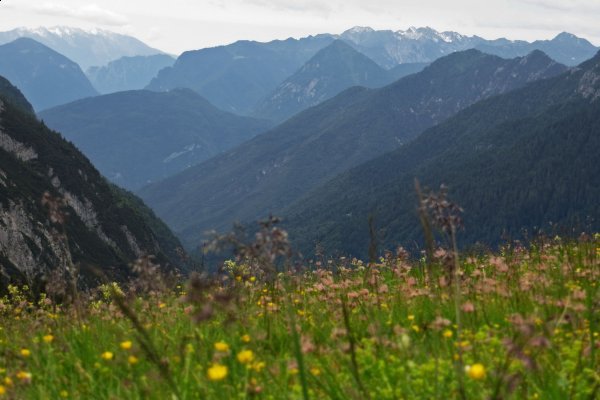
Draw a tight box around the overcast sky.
[1,0,599,55]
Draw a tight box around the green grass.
[0,235,598,399]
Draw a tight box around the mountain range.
[146,34,335,115]
[138,49,567,249]
[0,38,98,111]
[145,26,597,119]
[340,27,598,68]
[0,26,166,70]
[284,51,600,257]
[86,54,176,94]
[39,89,273,190]
[0,76,184,287]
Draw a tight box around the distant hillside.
[0,38,98,111]
[0,86,185,288]
[146,35,336,114]
[284,52,600,258]
[253,40,395,122]
[388,62,429,80]
[86,54,175,94]
[40,89,272,190]
[139,50,567,248]
[0,26,166,70]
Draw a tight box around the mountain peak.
[522,49,553,62]
[554,32,578,41]
[9,36,44,46]
[252,38,390,122]
[0,26,164,69]
[344,26,375,35]
[551,31,593,47]
[395,26,467,43]
[397,26,435,40]
[0,36,98,110]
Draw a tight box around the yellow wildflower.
[0,385,5,396]
[207,364,228,381]
[43,335,54,344]
[237,349,254,364]
[214,341,230,352]
[310,367,321,376]
[466,363,486,380]
[128,355,139,365]
[120,341,133,350]
[241,334,251,343]
[59,390,69,398]
[3,378,12,387]
[16,371,32,383]
[443,329,453,338]
[20,349,31,357]
[251,361,266,372]
[101,351,114,361]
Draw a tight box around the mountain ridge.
[282,51,600,257]
[0,26,166,70]
[0,38,98,111]
[139,50,568,249]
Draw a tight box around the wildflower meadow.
[0,232,598,399]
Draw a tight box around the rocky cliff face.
[0,81,185,291]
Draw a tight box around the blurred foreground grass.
[0,235,598,399]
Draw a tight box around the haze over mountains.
[0,77,183,286]
[139,49,567,248]
[40,89,272,190]
[86,54,175,94]
[0,38,98,111]
[0,26,165,70]
[285,51,600,257]
[340,27,598,67]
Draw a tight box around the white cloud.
[241,0,336,15]
[1,0,598,53]
[518,0,600,12]
[32,2,129,26]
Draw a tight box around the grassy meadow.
[0,234,598,399]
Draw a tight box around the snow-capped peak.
[395,26,466,43]
[15,26,115,38]
[345,26,375,34]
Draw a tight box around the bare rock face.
[578,69,600,101]
[0,83,184,290]
[0,201,71,281]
